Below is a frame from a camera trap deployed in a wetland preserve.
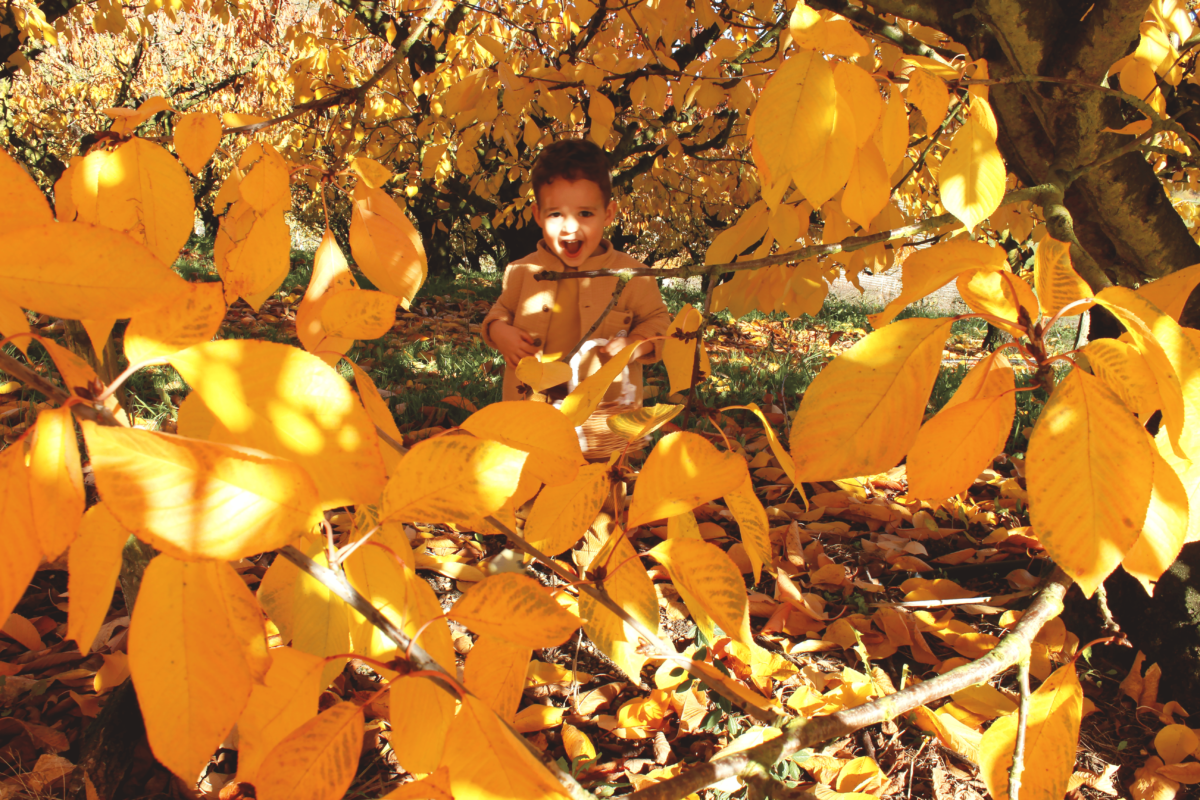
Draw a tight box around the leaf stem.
[1009,657,1031,800]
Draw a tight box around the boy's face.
[532,178,617,267]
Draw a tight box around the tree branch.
[626,568,1072,800]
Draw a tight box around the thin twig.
[626,568,1072,800]
[891,97,965,196]
[1009,657,1031,800]
[560,275,629,363]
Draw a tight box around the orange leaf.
[627,431,749,528]
[450,572,580,648]
[255,701,365,800]
[350,183,427,309]
[66,504,128,655]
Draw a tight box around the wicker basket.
[559,340,647,461]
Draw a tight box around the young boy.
[481,139,669,453]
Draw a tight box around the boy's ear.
[531,202,543,226]
[604,200,617,227]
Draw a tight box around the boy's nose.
[562,216,580,233]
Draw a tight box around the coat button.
[542,305,550,312]
[532,337,542,346]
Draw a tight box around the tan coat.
[481,241,670,403]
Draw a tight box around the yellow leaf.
[790,317,955,482]
[875,83,909,175]
[450,572,580,648]
[351,156,393,189]
[787,2,825,49]
[907,68,950,131]
[663,304,710,395]
[841,141,890,229]
[525,463,609,556]
[348,362,404,473]
[103,96,173,135]
[957,269,1039,334]
[1034,237,1094,318]
[67,504,127,655]
[0,455,45,623]
[0,146,53,231]
[170,339,388,508]
[383,435,527,525]
[979,663,1083,800]
[238,144,291,213]
[275,540,353,688]
[1027,369,1153,596]
[81,422,321,561]
[749,49,837,200]
[223,112,268,127]
[0,222,189,321]
[344,530,453,667]
[1131,756,1180,800]
[1136,262,1200,322]
[822,18,870,59]
[724,477,771,583]
[513,704,566,733]
[580,527,660,680]
[1155,724,1199,764]
[128,556,255,780]
[320,288,398,340]
[834,62,883,148]
[627,431,749,529]
[465,635,530,721]
[124,281,226,363]
[562,723,597,762]
[559,339,644,427]
[650,538,754,647]
[608,404,684,441]
[1124,438,1189,595]
[0,297,31,356]
[236,646,325,783]
[461,401,584,485]
[939,115,1006,230]
[72,138,195,264]
[173,112,222,175]
[216,204,291,310]
[907,357,1016,499]
[216,561,272,682]
[1080,338,1160,418]
[870,240,1006,328]
[297,229,359,365]
[793,92,857,210]
[516,356,573,393]
[256,701,364,800]
[350,183,427,310]
[1095,286,1200,458]
[28,406,84,559]
[724,403,798,487]
[390,676,455,775]
[588,90,615,145]
[440,695,570,799]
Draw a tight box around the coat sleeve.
[626,276,671,364]
[480,264,524,349]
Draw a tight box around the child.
[481,139,669,456]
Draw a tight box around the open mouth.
[562,240,583,257]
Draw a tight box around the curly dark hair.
[531,139,613,205]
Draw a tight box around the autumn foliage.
[5,0,1200,798]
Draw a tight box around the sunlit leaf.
[320,288,398,340]
[174,112,222,175]
[67,504,128,655]
[390,676,455,775]
[724,477,771,583]
[28,406,84,559]
[524,463,609,556]
[749,49,836,201]
[515,356,573,393]
[350,183,427,310]
[255,701,364,800]
[979,663,1083,800]
[236,646,325,783]
[382,434,527,525]
[580,527,660,680]
[81,422,321,561]
[662,305,709,395]
[870,240,1006,328]
[0,146,53,231]
[72,137,195,264]
[1027,369,1153,596]
[608,403,683,441]
[297,229,359,365]
[650,538,754,647]
[124,281,226,363]
[939,112,1005,230]
[627,431,749,529]
[833,61,883,149]
[170,339,388,509]
[559,339,643,427]
[460,401,584,485]
[1080,338,1160,418]
[465,635,530,721]
[449,572,579,648]
[351,156,393,189]
[1124,437,1189,595]
[790,317,955,482]
[957,269,1039,335]
[1034,236,1093,318]
[1137,262,1200,323]
[0,445,41,622]
[128,556,255,780]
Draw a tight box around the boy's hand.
[491,321,539,367]
[601,336,652,359]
